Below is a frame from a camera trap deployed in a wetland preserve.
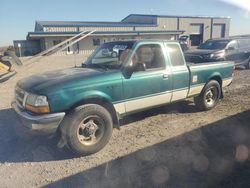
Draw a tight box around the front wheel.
[61,104,113,156]
[194,80,221,111]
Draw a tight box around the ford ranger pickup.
[12,40,234,155]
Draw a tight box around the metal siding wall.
[139,34,174,40]
[213,18,230,38]
[157,17,178,30]
[212,24,225,38]
[189,24,203,34]
[134,26,158,31]
[179,18,211,42]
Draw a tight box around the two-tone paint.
[16,40,234,122]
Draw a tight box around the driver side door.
[122,43,172,114]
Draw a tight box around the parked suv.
[185,37,250,69]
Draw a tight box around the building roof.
[27,30,185,38]
[35,14,230,29]
[36,21,157,28]
[122,14,231,21]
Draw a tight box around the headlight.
[25,94,50,113]
[210,52,225,59]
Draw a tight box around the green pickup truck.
[12,40,234,155]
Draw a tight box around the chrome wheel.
[77,115,105,146]
[205,86,218,107]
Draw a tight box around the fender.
[67,91,120,129]
[206,72,223,98]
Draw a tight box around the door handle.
[163,74,169,80]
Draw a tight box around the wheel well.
[68,98,120,129]
[210,76,222,86]
[209,76,223,98]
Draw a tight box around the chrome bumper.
[11,101,65,134]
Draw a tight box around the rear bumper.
[11,101,65,135]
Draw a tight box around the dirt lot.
[0,55,250,188]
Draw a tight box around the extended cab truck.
[12,40,234,156]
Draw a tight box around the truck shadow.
[0,101,199,163]
[43,109,250,188]
[0,108,74,162]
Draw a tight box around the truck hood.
[185,49,219,56]
[17,67,104,93]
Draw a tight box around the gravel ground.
[0,56,250,188]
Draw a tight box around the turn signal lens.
[25,104,50,113]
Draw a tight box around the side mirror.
[122,63,134,79]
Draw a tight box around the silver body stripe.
[114,77,233,115]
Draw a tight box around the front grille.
[15,86,26,107]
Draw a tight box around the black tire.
[194,80,221,111]
[61,104,113,156]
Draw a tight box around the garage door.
[190,24,204,34]
[212,24,225,38]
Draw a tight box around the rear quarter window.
[166,43,185,66]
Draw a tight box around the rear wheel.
[194,80,221,111]
[61,104,113,156]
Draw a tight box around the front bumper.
[11,101,65,135]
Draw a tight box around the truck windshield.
[198,40,229,50]
[84,41,135,69]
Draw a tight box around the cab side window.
[167,43,185,66]
[134,44,165,70]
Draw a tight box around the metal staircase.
[26,30,96,65]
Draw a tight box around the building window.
[93,39,101,46]
[53,40,62,46]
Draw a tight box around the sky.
[0,0,250,46]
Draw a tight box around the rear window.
[166,43,185,66]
